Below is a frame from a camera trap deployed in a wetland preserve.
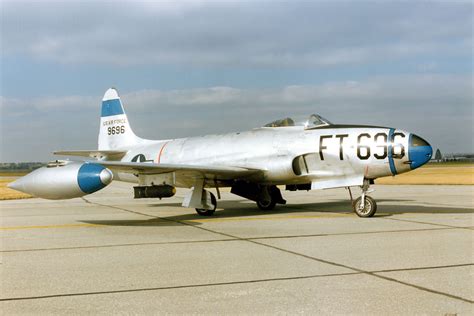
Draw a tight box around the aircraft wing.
[54,150,128,160]
[95,161,263,180]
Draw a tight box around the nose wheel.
[353,195,377,217]
[348,179,377,217]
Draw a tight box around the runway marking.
[2,214,470,231]
[1,214,471,231]
[1,263,472,302]
[0,223,103,230]
[1,211,119,218]
[187,213,353,223]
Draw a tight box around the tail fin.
[98,88,140,150]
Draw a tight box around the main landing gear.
[349,179,377,217]
[256,199,276,210]
[182,180,219,217]
[195,192,217,216]
[256,185,286,211]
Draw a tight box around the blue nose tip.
[409,134,433,169]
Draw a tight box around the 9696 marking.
[108,125,125,135]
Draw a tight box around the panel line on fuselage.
[388,128,397,175]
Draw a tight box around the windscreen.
[411,135,430,147]
[263,114,331,129]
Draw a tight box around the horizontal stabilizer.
[54,150,128,160]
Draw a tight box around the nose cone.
[99,168,113,185]
[7,176,26,192]
[409,134,433,169]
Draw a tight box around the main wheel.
[195,192,217,216]
[353,196,377,217]
[256,198,276,210]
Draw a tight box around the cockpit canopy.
[264,114,332,129]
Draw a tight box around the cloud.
[1,74,472,161]
[2,1,472,67]
[1,1,472,161]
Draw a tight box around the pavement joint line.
[0,271,362,302]
[0,223,102,230]
[0,238,238,253]
[248,226,455,240]
[81,198,156,218]
[2,264,473,302]
[245,239,474,304]
[82,199,474,304]
[372,263,474,274]
[1,227,456,253]
[381,217,474,231]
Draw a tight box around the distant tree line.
[431,149,474,163]
[0,162,44,171]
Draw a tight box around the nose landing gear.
[348,179,377,217]
[353,195,377,217]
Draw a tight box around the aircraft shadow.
[80,198,473,227]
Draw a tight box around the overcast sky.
[1,0,472,162]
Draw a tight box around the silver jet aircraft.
[9,88,433,217]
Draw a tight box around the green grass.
[0,171,30,177]
[426,161,474,167]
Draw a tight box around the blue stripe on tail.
[101,99,124,117]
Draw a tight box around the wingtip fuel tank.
[8,161,113,199]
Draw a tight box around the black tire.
[257,198,276,210]
[353,196,377,217]
[195,192,217,216]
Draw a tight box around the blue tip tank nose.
[77,163,113,194]
[409,134,433,169]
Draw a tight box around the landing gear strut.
[350,179,377,217]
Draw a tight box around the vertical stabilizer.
[98,88,140,150]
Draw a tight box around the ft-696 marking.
[319,132,406,161]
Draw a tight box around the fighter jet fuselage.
[9,88,433,217]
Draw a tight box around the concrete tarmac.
[1,183,473,315]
